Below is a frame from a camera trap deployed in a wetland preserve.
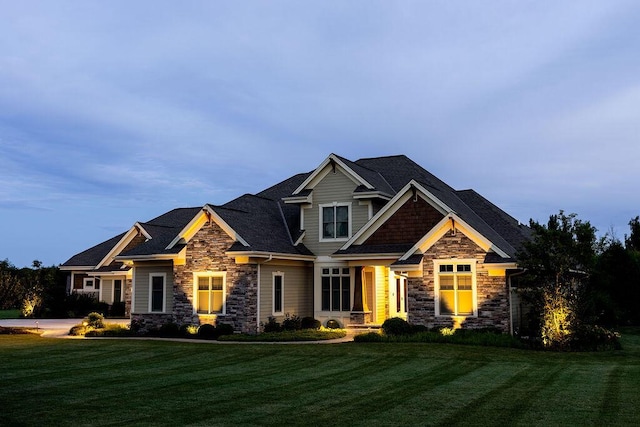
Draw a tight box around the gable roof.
[61,232,128,268]
[64,153,530,265]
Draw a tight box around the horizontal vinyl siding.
[133,266,173,313]
[260,264,312,325]
[303,170,370,255]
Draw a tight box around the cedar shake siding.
[408,233,510,332]
[173,219,259,334]
[364,197,444,245]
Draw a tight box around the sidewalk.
[0,318,127,338]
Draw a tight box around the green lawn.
[0,309,20,319]
[1,331,639,426]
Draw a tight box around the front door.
[389,275,408,320]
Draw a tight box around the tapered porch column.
[352,266,364,311]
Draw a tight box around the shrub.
[382,317,412,336]
[326,319,341,329]
[69,325,86,336]
[301,317,321,330]
[85,324,132,337]
[180,324,199,337]
[282,313,302,331]
[86,312,105,329]
[354,331,385,342]
[198,324,217,339]
[158,322,181,337]
[262,317,282,333]
[109,301,126,317]
[570,325,621,351]
[215,323,234,337]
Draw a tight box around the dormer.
[283,154,396,255]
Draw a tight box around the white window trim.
[319,202,352,242]
[272,272,284,316]
[193,272,227,316]
[83,277,94,290]
[149,273,167,313]
[433,259,478,317]
[319,266,352,312]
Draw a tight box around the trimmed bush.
[198,324,217,339]
[354,332,385,342]
[301,317,321,330]
[282,314,302,331]
[86,312,105,329]
[263,317,282,333]
[381,317,412,336]
[326,319,341,329]
[158,322,181,337]
[215,323,234,337]
[180,324,199,337]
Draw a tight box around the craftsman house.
[61,154,531,334]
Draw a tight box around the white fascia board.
[399,214,510,261]
[331,253,404,261]
[96,225,146,269]
[59,266,94,271]
[165,205,249,250]
[292,154,374,195]
[165,208,207,249]
[399,215,454,261]
[282,193,312,204]
[114,254,179,262]
[352,191,392,201]
[225,251,316,262]
[340,180,452,250]
[484,262,519,269]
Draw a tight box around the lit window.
[149,273,166,313]
[195,273,225,315]
[321,267,350,311]
[435,261,476,316]
[273,272,284,315]
[320,203,351,240]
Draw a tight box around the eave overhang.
[224,251,316,262]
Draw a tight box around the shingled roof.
[63,154,529,263]
[61,232,127,267]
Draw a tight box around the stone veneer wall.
[407,232,510,333]
[173,220,259,334]
[124,278,132,317]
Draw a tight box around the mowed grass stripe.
[1,334,639,426]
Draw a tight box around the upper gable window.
[320,203,351,241]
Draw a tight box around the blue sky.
[2,1,640,268]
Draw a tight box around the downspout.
[507,268,527,336]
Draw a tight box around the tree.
[517,211,598,349]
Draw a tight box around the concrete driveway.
[0,318,128,338]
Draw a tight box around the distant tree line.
[0,260,101,318]
[517,212,640,349]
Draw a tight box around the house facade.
[62,154,531,334]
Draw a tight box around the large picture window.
[321,267,351,311]
[195,273,225,315]
[320,203,351,240]
[149,273,166,313]
[435,261,476,317]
